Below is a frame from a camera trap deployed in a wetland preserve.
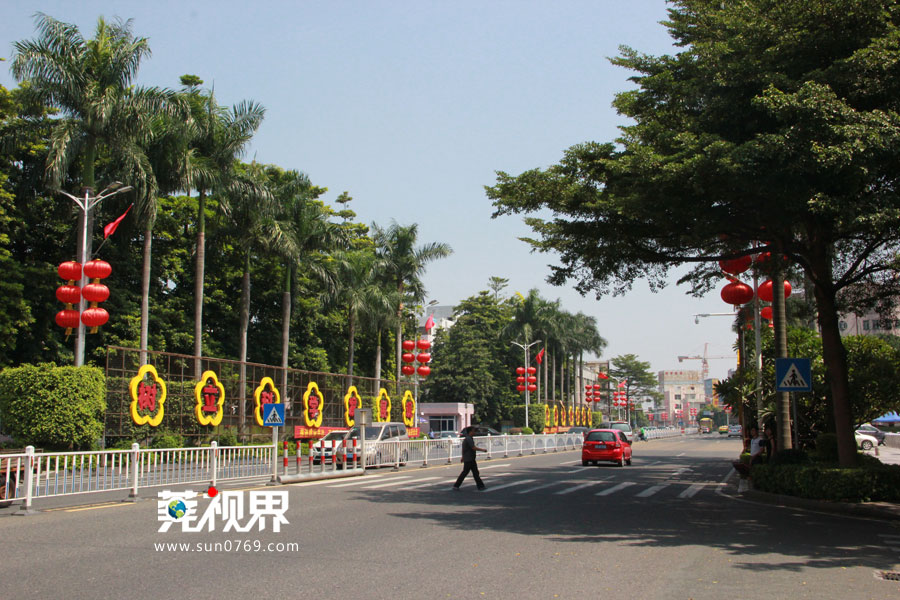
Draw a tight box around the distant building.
[838,308,900,337]
[658,370,703,424]
[417,305,456,343]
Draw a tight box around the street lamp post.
[511,339,541,429]
[58,183,133,367]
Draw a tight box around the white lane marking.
[363,476,439,490]
[516,481,561,494]
[479,463,511,470]
[564,467,593,473]
[329,475,412,488]
[678,483,706,499]
[670,467,691,477]
[636,484,669,497]
[554,480,607,495]
[596,482,636,496]
[407,479,450,490]
[676,452,686,457]
[483,479,536,492]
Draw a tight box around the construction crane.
[677,343,733,381]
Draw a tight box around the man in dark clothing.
[453,426,487,490]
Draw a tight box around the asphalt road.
[1,436,898,599]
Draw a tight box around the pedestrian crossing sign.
[775,358,812,392]
[262,403,285,427]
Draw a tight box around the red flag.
[618,379,627,388]
[103,204,133,239]
[535,348,545,364]
[597,372,609,379]
[424,314,435,331]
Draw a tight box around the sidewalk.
[730,444,900,521]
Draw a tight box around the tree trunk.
[193,189,207,379]
[347,307,356,380]
[140,225,152,366]
[772,259,793,451]
[551,354,557,403]
[374,328,383,393]
[810,247,856,466]
[238,251,251,439]
[280,263,292,411]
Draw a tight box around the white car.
[310,430,350,464]
[855,431,878,451]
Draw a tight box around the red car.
[582,428,632,466]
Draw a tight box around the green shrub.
[521,426,534,435]
[217,428,239,447]
[814,432,839,462]
[752,462,900,502]
[769,449,811,466]
[0,363,106,450]
[511,404,545,432]
[151,431,184,449]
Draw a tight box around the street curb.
[740,488,900,521]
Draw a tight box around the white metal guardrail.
[1,442,273,513]
[1,430,686,511]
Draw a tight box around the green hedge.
[751,462,900,503]
[511,404,546,432]
[0,363,106,450]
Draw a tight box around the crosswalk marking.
[483,479,536,492]
[596,482,636,496]
[363,476,438,490]
[515,481,560,494]
[330,475,412,488]
[554,480,607,495]
[678,483,705,498]
[479,463,511,470]
[635,484,669,497]
[407,479,448,490]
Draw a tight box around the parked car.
[337,422,410,467]
[855,431,878,451]
[468,425,501,437]
[718,425,729,435]
[582,429,632,466]
[727,425,742,438]
[599,421,633,443]
[855,424,886,445]
[310,430,350,465]
[439,431,462,446]
[567,426,591,438]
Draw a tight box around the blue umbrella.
[872,411,900,424]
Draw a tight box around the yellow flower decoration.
[401,390,416,428]
[344,386,362,427]
[375,388,391,422]
[129,364,167,426]
[194,371,225,427]
[254,377,282,427]
[302,381,323,428]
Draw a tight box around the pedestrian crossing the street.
[319,473,721,500]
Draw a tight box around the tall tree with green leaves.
[372,221,452,384]
[488,0,900,465]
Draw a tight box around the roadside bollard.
[283,440,289,474]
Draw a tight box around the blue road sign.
[262,403,285,427]
[775,358,812,392]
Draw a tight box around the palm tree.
[12,14,184,364]
[179,80,264,376]
[372,222,452,383]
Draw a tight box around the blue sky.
[1,1,740,380]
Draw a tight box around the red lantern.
[416,339,431,350]
[526,376,536,384]
[82,259,111,280]
[718,255,752,275]
[416,366,431,377]
[516,376,526,383]
[401,365,415,376]
[720,280,754,306]
[526,367,536,374]
[56,285,81,305]
[81,283,110,303]
[516,367,526,375]
[81,307,109,328]
[516,384,526,393]
[402,340,416,351]
[55,309,80,329]
[593,384,601,390]
[757,280,792,302]
[416,353,431,363]
[527,384,537,392]
[402,353,415,363]
[585,384,592,390]
[760,306,773,321]
[58,261,82,281]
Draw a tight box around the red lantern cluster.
[55,261,82,334]
[515,366,537,393]
[81,260,111,331]
[401,338,432,377]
